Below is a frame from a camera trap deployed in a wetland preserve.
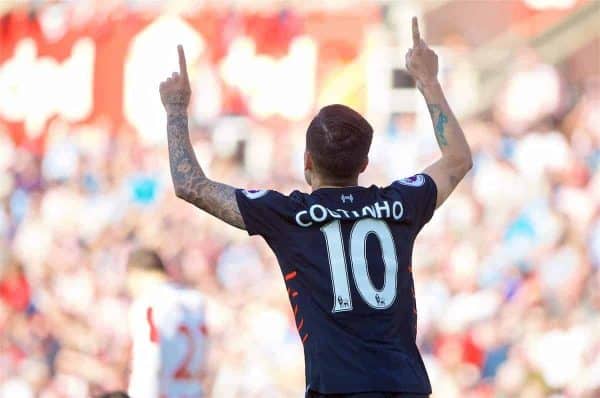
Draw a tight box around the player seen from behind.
[126,249,208,398]
[159,17,472,398]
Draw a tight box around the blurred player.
[126,249,207,398]
[159,17,471,398]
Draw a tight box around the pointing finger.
[177,45,188,82]
[412,17,420,48]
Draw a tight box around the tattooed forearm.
[427,104,449,147]
[420,81,472,208]
[167,110,245,229]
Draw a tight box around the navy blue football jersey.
[235,174,437,395]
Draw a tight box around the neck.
[311,175,359,192]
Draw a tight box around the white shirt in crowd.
[128,282,207,398]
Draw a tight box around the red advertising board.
[0,7,378,150]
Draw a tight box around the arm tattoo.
[167,110,245,229]
[427,104,449,147]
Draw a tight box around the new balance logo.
[341,194,353,204]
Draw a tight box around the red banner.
[0,7,378,151]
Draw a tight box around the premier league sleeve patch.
[241,189,269,199]
[396,175,425,187]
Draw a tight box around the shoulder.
[384,174,438,226]
[392,174,429,188]
[238,189,272,200]
[383,173,436,194]
[235,188,306,237]
[237,188,309,207]
[237,188,290,202]
[380,174,437,212]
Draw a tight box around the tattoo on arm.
[167,110,245,229]
[427,104,449,147]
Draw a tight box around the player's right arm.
[406,17,473,208]
[159,45,245,230]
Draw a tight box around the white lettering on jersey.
[309,204,328,222]
[295,210,313,227]
[361,206,376,218]
[392,201,404,220]
[295,200,404,227]
[337,209,351,218]
[374,201,390,219]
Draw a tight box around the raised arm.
[406,18,472,208]
[159,45,245,229]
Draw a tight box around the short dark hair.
[127,248,165,273]
[306,104,373,181]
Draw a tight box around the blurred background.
[1,0,599,397]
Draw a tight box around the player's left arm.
[159,45,245,229]
[406,18,473,208]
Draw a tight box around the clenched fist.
[159,45,191,113]
[405,17,439,91]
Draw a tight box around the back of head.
[306,104,374,182]
[127,248,165,274]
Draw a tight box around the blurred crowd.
[1,5,600,398]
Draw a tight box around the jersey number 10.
[321,218,398,312]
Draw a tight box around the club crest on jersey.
[341,194,354,204]
[242,189,269,199]
[397,175,425,187]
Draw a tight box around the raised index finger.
[412,17,420,48]
[177,45,188,81]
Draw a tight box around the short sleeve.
[389,174,437,229]
[235,189,289,239]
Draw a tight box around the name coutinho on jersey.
[295,200,404,227]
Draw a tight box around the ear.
[304,150,313,186]
[359,156,369,173]
[304,150,313,171]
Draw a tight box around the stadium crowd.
[1,8,600,398]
